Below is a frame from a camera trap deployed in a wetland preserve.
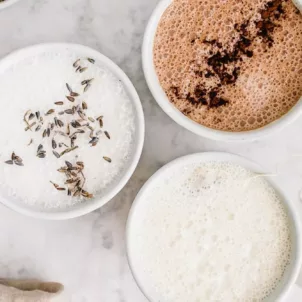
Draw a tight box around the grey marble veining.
[0,0,301,301]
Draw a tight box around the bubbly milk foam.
[0,50,136,209]
[154,0,302,131]
[129,162,292,302]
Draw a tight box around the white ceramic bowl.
[142,0,302,141]
[0,43,145,220]
[127,152,302,302]
[0,0,22,10]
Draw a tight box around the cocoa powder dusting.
[154,0,302,131]
[172,0,286,109]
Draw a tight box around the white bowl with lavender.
[0,0,22,10]
[0,43,144,220]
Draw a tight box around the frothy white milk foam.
[129,162,292,302]
[0,49,136,209]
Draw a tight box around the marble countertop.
[0,0,302,301]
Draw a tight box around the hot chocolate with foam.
[154,0,302,131]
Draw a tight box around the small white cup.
[126,152,302,302]
[142,0,302,141]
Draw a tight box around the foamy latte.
[129,161,293,301]
[154,0,302,131]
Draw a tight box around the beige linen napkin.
[0,279,64,302]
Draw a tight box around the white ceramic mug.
[142,0,302,141]
[126,152,302,301]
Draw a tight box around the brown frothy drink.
[154,0,302,132]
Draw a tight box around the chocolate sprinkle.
[169,0,287,111]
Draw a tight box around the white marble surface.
[0,0,301,301]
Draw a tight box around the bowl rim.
[142,0,302,142]
[0,43,145,220]
[0,0,22,10]
[126,152,302,302]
